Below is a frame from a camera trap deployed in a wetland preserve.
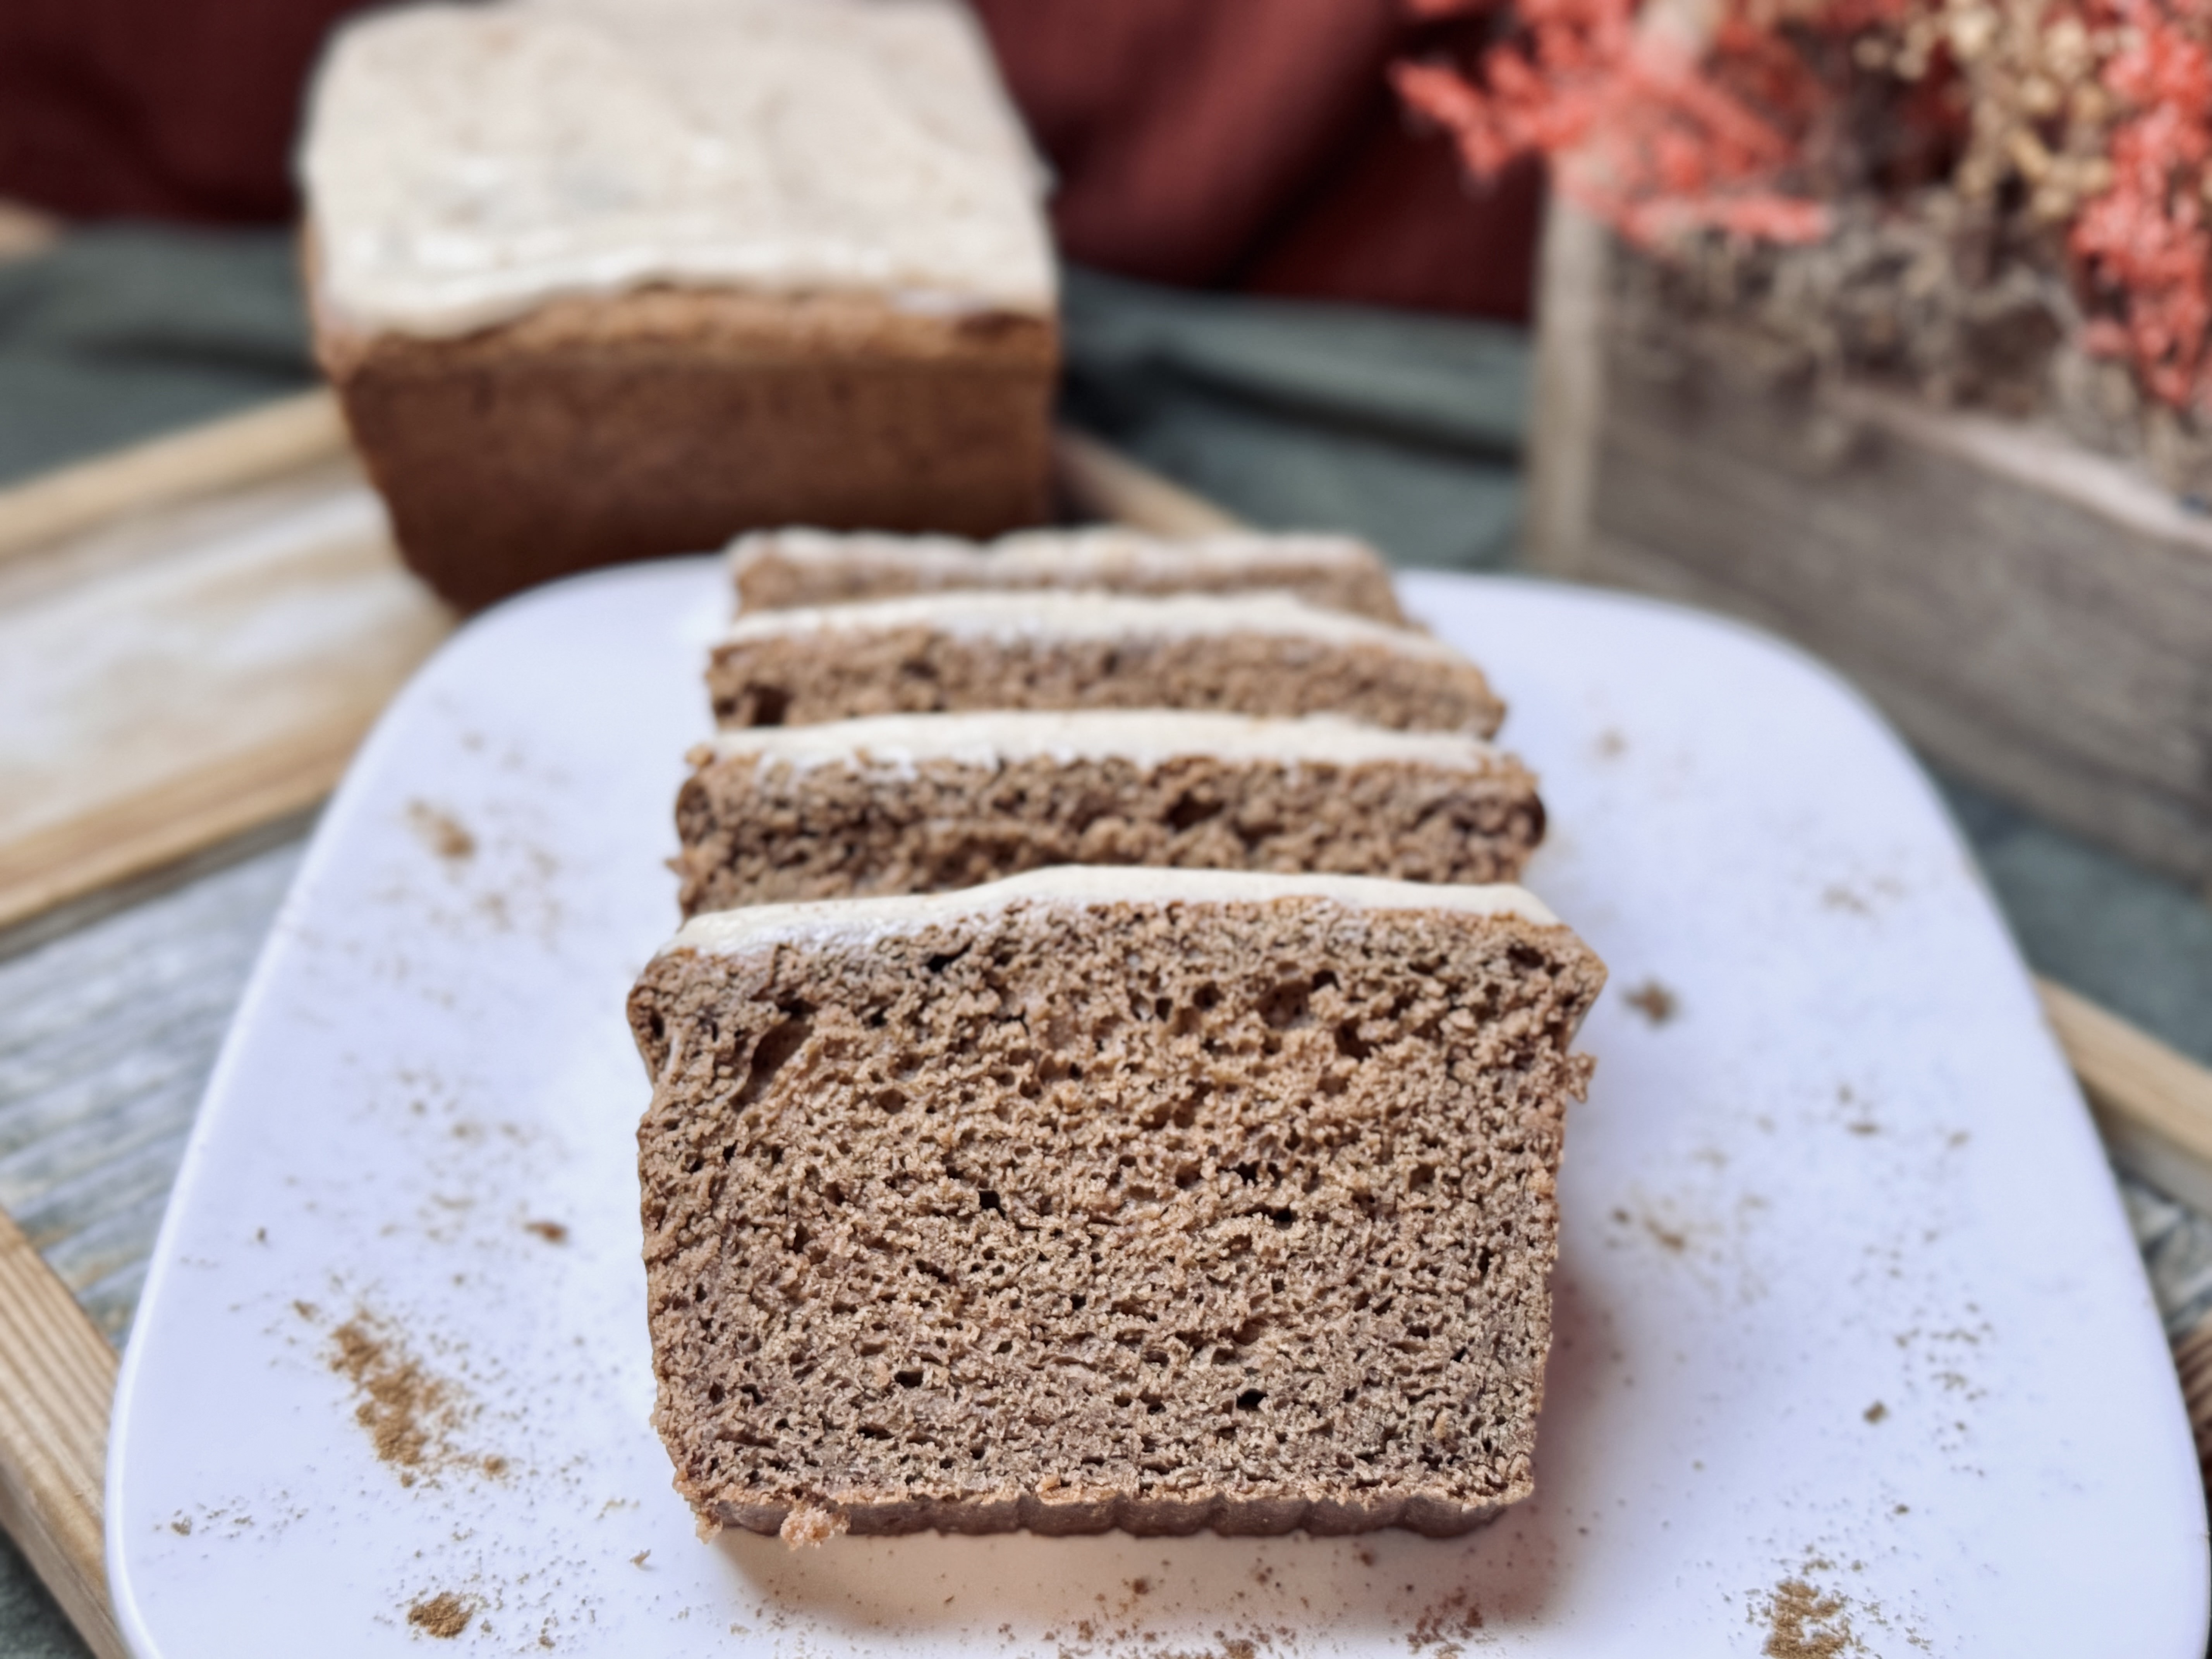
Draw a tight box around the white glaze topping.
[302,0,1055,337]
[717,590,1464,659]
[667,866,1560,957]
[730,526,1383,584]
[706,709,1508,776]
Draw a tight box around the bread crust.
[307,234,1058,610]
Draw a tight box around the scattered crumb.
[169,1516,191,1536]
[631,1550,652,1568]
[779,1506,848,1548]
[293,1300,319,1322]
[524,1219,570,1245]
[1129,1578,1151,1597]
[1863,1401,1889,1424]
[407,1592,472,1639]
[1624,980,1678,1024]
[1762,1577,1854,1657]
[1822,884,1871,915]
[1408,1588,1484,1654]
[1644,1216,1688,1254]
[408,802,477,863]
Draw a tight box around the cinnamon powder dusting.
[326,1312,500,1485]
[408,801,477,863]
[1763,1577,1855,1657]
[1624,979,1678,1024]
[407,1592,472,1638]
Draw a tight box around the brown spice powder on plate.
[407,1592,471,1638]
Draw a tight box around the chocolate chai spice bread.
[706,592,1504,735]
[675,710,1545,913]
[628,867,1606,1544]
[730,527,1407,624]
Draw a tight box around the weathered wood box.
[1526,210,2212,887]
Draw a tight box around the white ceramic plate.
[108,563,2207,1656]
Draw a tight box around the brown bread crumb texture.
[629,896,1604,1540]
[707,629,1504,737]
[313,271,1056,611]
[675,750,1546,914]
[731,534,1408,625]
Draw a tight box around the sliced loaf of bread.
[706,591,1503,735]
[629,867,1606,1543]
[675,710,1544,913]
[730,527,1407,623]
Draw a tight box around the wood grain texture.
[2044,976,2212,1217]
[1526,305,2212,886]
[1523,201,1605,574]
[0,1206,122,1659]
[0,459,453,932]
[0,391,348,565]
[0,842,306,1344]
[2172,1315,2212,1487]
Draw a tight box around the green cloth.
[1946,778,2212,1056]
[1061,267,1528,572]
[0,225,314,486]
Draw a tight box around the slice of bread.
[730,527,1407,624]
[629,867,1606,1542]
[675,710,1545,912]
[706,592,1504,735]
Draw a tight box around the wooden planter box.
[1526,208,2212,888]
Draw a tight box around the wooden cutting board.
[0,395,454,935]
[2,398,2209,1659]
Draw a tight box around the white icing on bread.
[706,710,1509,776]
[668,866,1561,957]
[717,591,1463,660]
[303,0,1054,336]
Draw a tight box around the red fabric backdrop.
[0,0,1540,320]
